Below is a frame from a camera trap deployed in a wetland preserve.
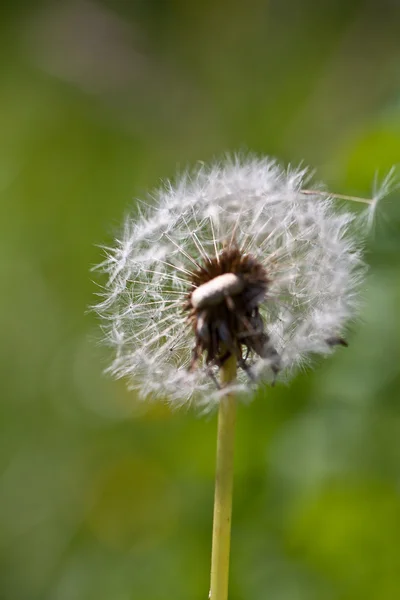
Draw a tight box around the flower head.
[95,155,365,410]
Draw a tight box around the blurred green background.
[1,1,400,599]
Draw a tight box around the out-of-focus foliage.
[1,1,400,599]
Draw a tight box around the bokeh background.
[1,1,400,599]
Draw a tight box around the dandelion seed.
[94,155,379,411]
[365,166,399,232]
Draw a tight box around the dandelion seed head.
[95,155,367,411]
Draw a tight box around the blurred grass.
[1,1,400,599]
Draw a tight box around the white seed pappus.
[95,155,366,411]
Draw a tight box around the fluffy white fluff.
[95,155,367,410]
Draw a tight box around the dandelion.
[94,154,388,600]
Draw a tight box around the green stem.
[209,355,237,600]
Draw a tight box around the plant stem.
[209,355,237,600]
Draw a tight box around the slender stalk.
[209,355,237,600]
[301,188,374,205]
